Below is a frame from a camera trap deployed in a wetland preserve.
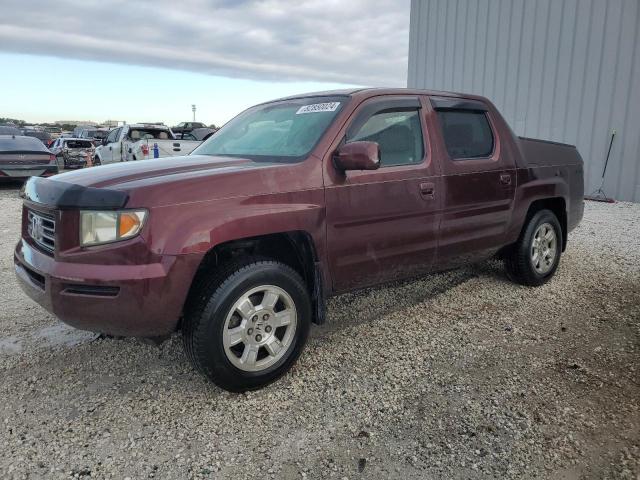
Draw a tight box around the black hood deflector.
[22,177,128,209]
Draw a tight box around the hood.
[54,155,261,189]
[42,154,313,208]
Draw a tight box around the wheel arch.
[522,197,568,251]
[182,230,326,326]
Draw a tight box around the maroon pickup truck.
[14,88,584,391]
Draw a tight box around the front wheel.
[505,209,562,286]
[182,258,311,392]
[93,156,101,166]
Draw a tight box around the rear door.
[325,96,441,292]
[428,96,516,268]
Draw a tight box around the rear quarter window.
[437,110,494,159]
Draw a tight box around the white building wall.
[408,0,640,202]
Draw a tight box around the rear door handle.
[500,173,512,185]
[419,182,435,199]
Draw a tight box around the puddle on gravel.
[0,323,97,355]
[0,336,23,354]
[34,323,97,347]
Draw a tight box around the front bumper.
[14,239,198,336]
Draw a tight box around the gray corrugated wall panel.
[408,0,640,202]
[616,0,640,201]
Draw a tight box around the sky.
[0,0,410,126]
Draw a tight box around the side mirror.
[333,141,380,171]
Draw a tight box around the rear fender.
[506,173,570,246]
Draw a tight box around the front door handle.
[419,182,435,199]
[500,173,512,185]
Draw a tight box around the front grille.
[27,210,56,254]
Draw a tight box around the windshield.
[192,96,346,162]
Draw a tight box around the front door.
[325,96,441,293]
[103,127,120,164]
[111,128,123,162]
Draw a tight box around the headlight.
[80,210,147,246]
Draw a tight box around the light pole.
[192,104,196,122]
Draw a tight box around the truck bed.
[517,136,583,168]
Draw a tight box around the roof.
[126,124,171,129]
[266,87,488,104]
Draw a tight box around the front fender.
[148,189,327,259]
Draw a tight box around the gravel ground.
[1,181,639,479]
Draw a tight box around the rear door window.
[436,110,494,159]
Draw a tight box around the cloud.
[0,0,410,86]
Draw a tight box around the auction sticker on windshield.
[296,102,341,114]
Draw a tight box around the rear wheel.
[505,209,562,286]
[182,257,311,392]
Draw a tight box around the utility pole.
[192,104,196,122]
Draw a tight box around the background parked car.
[72,125,92,137]
[78,127,109,146]
[0,135,58,180]
[94,124,201,164]
[22,130,52,146]
[0,125,22,135]
[44,126,62,139]
[171,121,206,135]
[49,138,94,169]
[174,127,216,141]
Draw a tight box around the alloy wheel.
[222,285,297,372]
[531,222,557,275]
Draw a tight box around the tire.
[55,155,65,170]
[93,156,101,166]
[182,257,311,392]
[505,209,562,286]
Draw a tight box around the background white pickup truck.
[94,124,201,165]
